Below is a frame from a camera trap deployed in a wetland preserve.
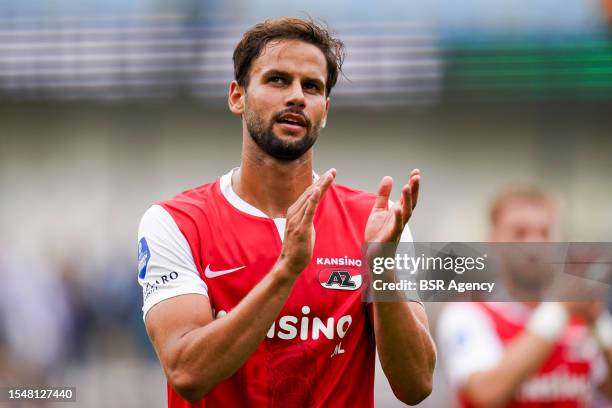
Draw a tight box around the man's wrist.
[594,311,612,349]
[271,257,300,286]
[365,242,398,276]
[527,302,569,342]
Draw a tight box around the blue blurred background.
[0,1,611,407]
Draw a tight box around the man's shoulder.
[437,302,497,339]
[140,179,225,233]
[156,179,221,212]
[326,183,379,221]
[331,182,373,196]
[165,179,219,203]
[330,182,376,206]
[439,302,488,321]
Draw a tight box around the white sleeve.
[437,303,504,387]
[138,205,208,320]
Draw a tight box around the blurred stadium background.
[0,1,611,407]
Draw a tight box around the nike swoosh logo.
[204,264,246,278]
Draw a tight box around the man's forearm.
[373,301,436,405]
[461,302,572,407]
[463,329,556,408]
[169,260,296,401]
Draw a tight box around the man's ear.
[228,80,245,115]
[321,97,330,128]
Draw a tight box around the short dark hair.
[233,17,345,96]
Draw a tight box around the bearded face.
[244,101,322,161]
[233,40,329,161]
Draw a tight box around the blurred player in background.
[437,189,612,407]
[137,17,435,407]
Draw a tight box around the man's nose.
[285,81,306,109]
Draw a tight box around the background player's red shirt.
[438,302,607,408]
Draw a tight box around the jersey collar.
[219,167,319,219]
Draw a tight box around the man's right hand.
[279,168,336,275]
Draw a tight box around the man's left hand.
[365,169,420,243]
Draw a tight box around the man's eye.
[304,83,320,91]
[269,76,285,84]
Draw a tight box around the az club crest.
[318,267,362,291]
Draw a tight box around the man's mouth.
[275,112,307,128]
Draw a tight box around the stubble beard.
[244,102,321,162]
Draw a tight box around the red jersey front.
[137,169,410,407]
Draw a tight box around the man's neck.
[232,141,314,219]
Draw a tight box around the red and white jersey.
[137,168,413,408]
[437,302,607,408]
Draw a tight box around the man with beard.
[137,18,435,407]
[437,189,612,407]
